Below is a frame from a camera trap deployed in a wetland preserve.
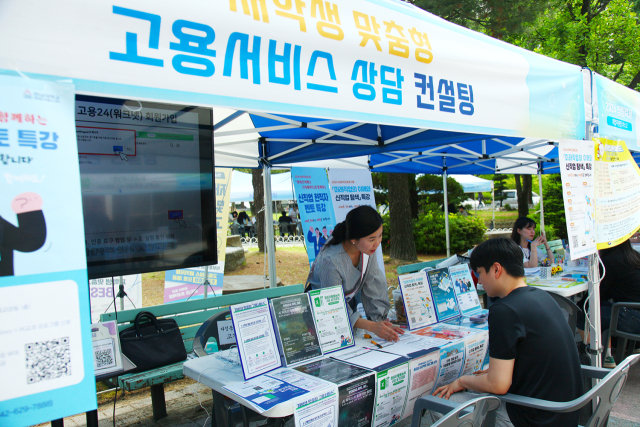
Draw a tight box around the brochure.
[426,268,461,322]
[448,264,482,315]
[308,286,355,353]
[91,321,123,376]
[372,362,410,427]
[433,341,465,389]
[338,371,376,427]
[402,352,440,419]
[270,294,323,366]
[230,298,282,380]
[397,272,438,330]
[222,374,309,412]
[461,331,488,376]
[293,385,339,427]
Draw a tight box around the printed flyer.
[402,351,440,419]
[292,167,336,266]
[308,286,354,353]
[398,271,438,330]
[338,372,376,427]
[593,138,640,249]
[373,363,410,427]
[434,341,466,389]
[558,140,597,258]
[426,268,461,322]
[461,331,488,376]
[271,294,323,366]
[293,385,339,427]
[448,264,482,316]
[230,298,281,379]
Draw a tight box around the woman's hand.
[533,235,545,247]
[371,320,404,341]
[433,378,465,399]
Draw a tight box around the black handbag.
[119,311,187,372]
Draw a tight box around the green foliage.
[541,174,567,239]
[493,174,509,205]
[381,210,486,254]
[504,203,514,211]
[417,175,466,206]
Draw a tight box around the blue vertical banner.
[0,76,97,425]
[292,167,337,265]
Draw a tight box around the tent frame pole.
[263,164,277,288]
[538,163,545,235]
[443,159,450,257]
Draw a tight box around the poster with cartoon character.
[0,75,96,426]
[434,341,465,390]
[426,268,461,322]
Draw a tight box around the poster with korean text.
[558,140,597,259]
[397,271,438,330]
[373,363,409,427]
[426,268,460,322]
[292,167,336,265]
[401,351,439,419]
[0,76,96,426]
[434,341,465,390]
[448,264,482,315]
[89,274,142,323]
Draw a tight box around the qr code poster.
[0,280,87,401]
[91,321,123,374]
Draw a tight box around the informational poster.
[308,286,354,353]
[328,168,384,275]
[163,167,233,302]
[426,268,461,322]
[594,74,639,151]
[222,374,309,412]
[461,331,488,376]
[271,294,323,366]
[397,271,438,330]
[291,167,337,265]
[230,298,282,380]
[448,265,482,316]
[558,140,597,259]
[293,385,339,427]
[338,372,376,427]
[402,351,440,419]
[434,342,465,389]
[89,274,142,323]
[593,138,640,249]
[91,321,123,375]
[0,76,96,425]
[373,363,410,427]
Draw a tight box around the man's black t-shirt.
[489,286,583,427]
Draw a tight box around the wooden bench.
[396,258,488,307]
[99,284,304,420]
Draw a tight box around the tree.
[541,173,567,239]
[251,168,266,252]
[388,173,418,261]
[416,175,466,207]
[514,174,532,217]
[493,174,509,206]
[372,172,420,218]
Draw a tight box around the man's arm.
[432,357,514,399]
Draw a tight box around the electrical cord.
[111,277,119,427]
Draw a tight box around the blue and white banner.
[292,167,337,265]
[0,0,584,141]
[0,76,96,426]
[594,74,639,151]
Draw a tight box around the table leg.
[51,419,64,427]
[212,389,228,427]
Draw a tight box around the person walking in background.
[478,192,484,208]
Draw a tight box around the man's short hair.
[470,238,525,278]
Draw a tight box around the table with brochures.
[183,265,491,427]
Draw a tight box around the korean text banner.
[0,76,97,426]
[164,167,233,302]
[0,0,584,140]
[594,74,639,151]
[292,167,336,265]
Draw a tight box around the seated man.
[431,238,583,427]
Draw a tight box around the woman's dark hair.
[510,217,536,249]
[232,211,238,218]
[237,211,250,222]
[600,239,640,269]
[329,205,383,245]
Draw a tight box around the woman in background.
[510,217,554,268]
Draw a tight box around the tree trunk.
[515,174,529,217]
[252,168,266,253]
[408,174,419,219]
[388,173,418,261]
[523,175,533,205]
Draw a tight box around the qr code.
[25,337,71,384]
[411,317,416,324]
[95,349,114,368]
[572,235,578,249]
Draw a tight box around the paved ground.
[44,361,639,427]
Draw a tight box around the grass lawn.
[471,209,519,224]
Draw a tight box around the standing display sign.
[594,74,640,151]
[230,298,282,380]
[328,168,384,275]
[433,341,465,390]
[401,352,439,419]
[558,140,597,259]
[163,167,233,302]
[0,76,96,425]
[593,138,640,249]
[308,286,355,353]
[89,274,142,323]
[292,167,336,265]
[397,271,438,330]
[448,265,482,316]
[426,268,461,322]
[372,363,410,427]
